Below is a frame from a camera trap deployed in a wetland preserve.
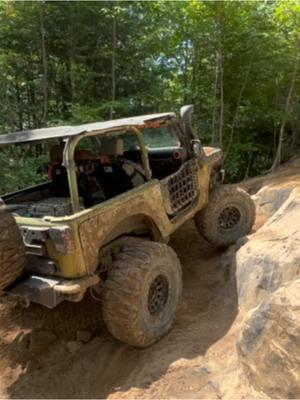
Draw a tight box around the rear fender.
[102,214,164,245]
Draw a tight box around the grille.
[161,160,199,215]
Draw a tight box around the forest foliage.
[0,0,300,193]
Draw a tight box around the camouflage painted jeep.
[0,105,255,347]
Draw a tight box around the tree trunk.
[225,59,252,158]
[183,37,190,104]
[218,46,224,147]
[191,39,198,106]
[61,60,73,119]
[273,78,279,157]
[291,115,299,146]
[39,3,48,125]
[211,51,219,145]
[14,80,23,131]
[110,15,117,120]
[271,51,300,171]
[244,151,253,180]
[68,3,75,102]
[26,61,37,128]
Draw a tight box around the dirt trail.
[0,221,263,399]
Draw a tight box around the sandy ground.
[0,219,267,400]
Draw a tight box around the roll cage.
[0,111,193,214]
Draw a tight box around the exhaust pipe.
[180,105,197,139]
[180,105,204,158]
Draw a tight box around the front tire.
[102,241,182,348]
[195,185,255,247]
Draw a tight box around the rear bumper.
[8,274,99,308]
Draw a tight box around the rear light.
[49,226,75,255]
[20,225,75,256]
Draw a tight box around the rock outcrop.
[232,187,300,312]
[237,280,300,398]
[253,184,294,217]
[228,178,300,398]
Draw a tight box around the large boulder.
[237,280,300,398]
[227,183,300,398]
[231,187,300,311]
[252,184,294,217]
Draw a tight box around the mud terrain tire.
[102,241,182,348]
[0,199,26,290]
[195,185,255,247]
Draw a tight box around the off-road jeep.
[0,105,255,347]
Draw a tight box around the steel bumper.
[9,274,99,308]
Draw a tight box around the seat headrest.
[99,138,124,156]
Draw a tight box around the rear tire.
[102,241,182,348]
[0,199,26,290]
[195,185,256,247]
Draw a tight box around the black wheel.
[195,185,256,247]
[102,240,182,348]
[0,199,26,290]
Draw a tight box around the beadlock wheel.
[218,206,241,230]
[148,274,169,315]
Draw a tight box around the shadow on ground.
[1,221,238,399]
